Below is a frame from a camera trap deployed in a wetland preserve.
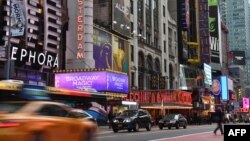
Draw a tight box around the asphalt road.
[96,124,219,141]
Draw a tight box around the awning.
[140,102,193,110]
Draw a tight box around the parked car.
[158,113,187,130]
[112,109,152,133]
[0,101,97,141]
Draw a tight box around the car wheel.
[146,122,151,131]
[30,133,44,141]
[113,128,118,133]
[168,126,171,130]
[128,128,132,132]
[134,123,139,132]
[159,125,163,130]
[183,124,187,129]
[176,123,180,129]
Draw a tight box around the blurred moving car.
[158,113,187,130]
[70,109,97,124]
[84,109,108,126]
[0,101,97,141]
[112,109,152,133]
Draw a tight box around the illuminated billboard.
[209,0,220,63]
[204,63,212,85]
[112,0,131,37]
[243,97,249,109]
[55,71,129,93]
[199,0,210,64]
[221,76,228,101]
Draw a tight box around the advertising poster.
[209,0,220,63]
[54,71,129,93]
[112,36,128,73]
[112,0,131,37]
[11,0,25,36]
[107,72,129,93]
[199,0,210,64]
[93,28,112,69]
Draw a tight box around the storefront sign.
[128,90,192,105]
[77,0,84,59]
[11,46,59,68]
[55,71,129,93]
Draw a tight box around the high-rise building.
[220,0,250,85]
[0,0,67,85]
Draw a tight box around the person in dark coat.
[213,107,224,135]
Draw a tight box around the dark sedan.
[158,113,187,130]
[112,109,152,133]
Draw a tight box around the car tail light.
[0,120,21,128]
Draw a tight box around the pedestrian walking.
[213,107,224,135]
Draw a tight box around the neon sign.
[77,0,84,59]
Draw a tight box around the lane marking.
[148,131,213,141]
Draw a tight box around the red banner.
[127,90,192,105]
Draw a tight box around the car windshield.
[164,114,179,120]
[120,110,138,117]
[0,102,28,113]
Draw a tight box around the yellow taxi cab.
[0,101,97,141]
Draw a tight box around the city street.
[97,124,223,141]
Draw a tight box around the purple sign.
[55,71,129,94]
[107,72,129,93]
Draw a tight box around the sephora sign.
[11,46,59,68]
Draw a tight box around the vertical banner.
[93,28,112,69]
[208,0,219,63]
[76,0,84,59]
[11,0,25,36]
[112,0,131,37]
[221,76,228,101]
[112,36,129,73]
[199,0,210,64]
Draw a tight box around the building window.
[145,0,151,27]
[154,37,158,48]
[154,0,158,31]
[163,23,166,34]
[131,22,134,34]
[130,45,134,62]
[164,59,166,72]
[163,5,165,17]
[130,0,133,14]
[138,0,143,22]
[146,32,151,45]
[146,74,150,89]
[164,40,166,53]
[131,72,135,87]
